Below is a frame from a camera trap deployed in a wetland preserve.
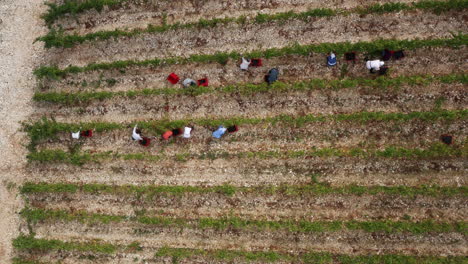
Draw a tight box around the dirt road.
[0,1,45,263]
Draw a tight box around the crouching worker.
[162,128,183,140]
[183,126,193,139]
[265,68,279,84]
[132,125,150,146]
[182,78,197,88]
[240,57,251,71]
[366,60,387,74]
[71,129,93,139]
[227,125,238,133]
[212,125,227,139]
[327,52,337,67]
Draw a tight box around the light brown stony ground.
[0,0,46,263]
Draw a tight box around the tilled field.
[40,46,468,93]
[33,82,467,121]
[47,10,467,67]
[14,1,468,264]
[52,0,418,35]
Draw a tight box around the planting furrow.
[34,119,468,156]
[32,83,467,122]
[26,157,467,186]
[30,221,468,256]
[50,0,419,35]
[26,192,468,222]
[14,246,468,264]
[40,47,468,93]
[46,11,467,68]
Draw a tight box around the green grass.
[26,142,468,165]
[39,0,468,48]
[154,247,468,264]
[13,240,466,263]
[20,182,467,198]
[21,208,467,235]
[33,74,468,104]
[42,0,127,26]
[34,34,468,79]
[13,235,117,253]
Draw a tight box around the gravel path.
[0,0,45,262]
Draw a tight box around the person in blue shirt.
[212,126,227,139]
[327,52,337,67]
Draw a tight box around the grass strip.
[33,74,467,104]
[27,135,468,165]
[21,182,468,197]
[11,245,467,264]
[39,0,468,48]
[33,34,468,79]
[154,246,468,264]
[20,208,467,235]
[12,235,116,254]
[23,109,468,148]
[42,0,127,26]
[26,142,467,165]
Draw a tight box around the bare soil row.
[46,10,467,68]
[26,192,468,222]
[34,119,467,157]
[27,157,467,187]
[32,82,467,122]
[52,0,418,35]
[29,221,468,256]
[40,47,468,93]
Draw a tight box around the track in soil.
[34,119,468,156]
[27,156,467,187]
[26,191,468,222]
[29,221,467,256]
[40,47,468,94]
[32,83,468,122]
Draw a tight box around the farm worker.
[265,68,279,84]
[172,128,183,137]
[240,57,251,71]
[183,78,196,88]
[183,126,193,138]
[212,126,227,139]
[132,125,143,141]
[327,52,337,67]
[366,60,384,73]
[227,125,238,133]
[71,130,80,139]
[162,130,173,140]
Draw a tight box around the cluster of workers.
[70,48,419,147]
[71,124,239,147]
[327,49,405,74]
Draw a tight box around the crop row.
[38,0,468,48]
[33,34,468,79]
[13,238,466,264]
[42,0,126,26]
[43,0,468,26]
[21,182,467,197]
[20,208,467,235]
[33,74,467,104]
[27,142,467,165]
[24,109,467,148]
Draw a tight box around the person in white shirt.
[240,57,251,71]
[182,78,196,88]
[132,125,143,141]
[366,60,384,73]
[71,131,80,139]
[183,126,193,138]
